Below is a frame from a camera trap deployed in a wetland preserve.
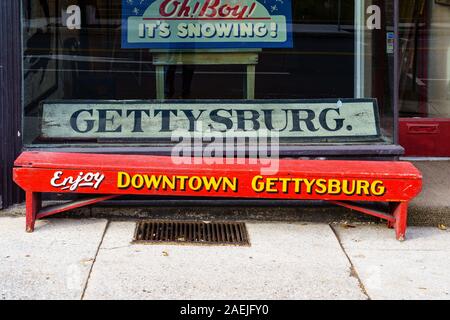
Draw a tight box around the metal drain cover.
[133,220,250,246]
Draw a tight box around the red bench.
[13,151,422,240]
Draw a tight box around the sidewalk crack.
[80,220,110,300]
[329,224,371,300]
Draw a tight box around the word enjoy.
[50,171,105,191]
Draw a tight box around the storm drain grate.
[133,220,250,246]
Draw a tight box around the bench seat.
[13,151,422,240]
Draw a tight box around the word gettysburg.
[69,107,348,133]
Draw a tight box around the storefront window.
[22,0,396,148]
[399,0,450,119]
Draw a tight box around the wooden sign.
[41,99,381,142]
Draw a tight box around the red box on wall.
[400,118,450,157]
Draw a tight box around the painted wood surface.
[14,152,422,202]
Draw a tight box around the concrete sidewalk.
[0,217,449,300]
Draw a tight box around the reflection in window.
[399,0,450,118]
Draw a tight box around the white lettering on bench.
[50,171,105,191]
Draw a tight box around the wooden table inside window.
[151,49,261,100]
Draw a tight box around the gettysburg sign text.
[41,100,380,141]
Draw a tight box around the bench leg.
[392,202,408,241]
[387,203,397,229]
[26,192,41,233]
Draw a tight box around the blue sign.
[121,0,293,49]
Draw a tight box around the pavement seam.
[80,219,110,300]
[329,224,371,300]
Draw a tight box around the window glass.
[399,0,450,118]
[23,0,395,147]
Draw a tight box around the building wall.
[0,1,23,208]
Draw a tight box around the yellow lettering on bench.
[223,177,238,192]
[144,175,162,190]
[131,174,144,189]
[188,176,203,191]
[303,179,316,194]
[162,176,176,190]
[279,178,291,193]
[293,178,303,193]
[315,179,327,194]
[342,180,356,195]
[371,180,386,196]
[117,172,131,189]
[201,176,223,192]
[178,176,189,191]
[266,178,278,193]
[356,180,370,196]
[252,176,264,193]
[328,179,341,195]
